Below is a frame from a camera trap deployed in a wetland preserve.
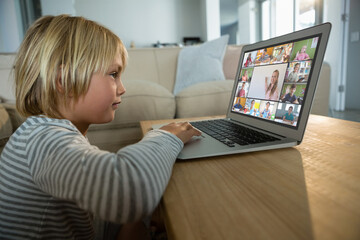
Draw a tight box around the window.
[295,0,317,30]
[260,0,322,41]
[0,0,41,52]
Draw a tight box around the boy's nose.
[117,79,126,96]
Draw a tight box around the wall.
[220,0,238,44]
[323,0,343,111]
[345,0,360,110]
[73,0,204,48]
[0,0,22,53]
[238,0,258,44]
[202,0,221,41]
[4,0,221,50]
[221,22,238,44]
[40,0,75,15]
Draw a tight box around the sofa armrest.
[223,45,244,81]
[0,104,13,153]
[1,103,26,131]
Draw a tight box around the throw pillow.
[173,35,229,95]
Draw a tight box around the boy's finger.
[191,127,202,136]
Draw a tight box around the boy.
[0,15,200,239]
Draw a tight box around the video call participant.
[274,47,285,62]
[244,54,253,67]
[294,45,310,61]
[285,63,300,82]
[255,49,271,64]
[241,70,249,82]
[281,84,299,104]
[283,106,295,124]
[282,46,291,62]
[260,102,272,119]
[248,100,257,115]
[265,70,280,101]
[237,82,246,98]
[233,98,243,110]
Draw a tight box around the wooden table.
[140,115,360,240]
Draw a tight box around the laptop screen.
[230,35,321,129]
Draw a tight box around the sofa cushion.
[122,48,181,93]
[0,104,12,147]
[89,80,175,131]
[175,80,235,118]
[173,35,229,95]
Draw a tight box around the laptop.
[153,23,331,160]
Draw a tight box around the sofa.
[0,45,330,153]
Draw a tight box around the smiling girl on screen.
[265,70,280,101]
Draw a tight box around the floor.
[329,109,360,123]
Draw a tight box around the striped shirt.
[0,116,183,239]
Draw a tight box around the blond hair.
[14,15,127,118]
[266,69,279,97]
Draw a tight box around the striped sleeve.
[28,125,183,224]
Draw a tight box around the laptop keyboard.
[190,119,280,147]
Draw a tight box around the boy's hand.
[160,122,202,144]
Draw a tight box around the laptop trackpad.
[179,134,233,159]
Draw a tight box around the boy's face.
[68,54,125,127]
[290,87,296,95]
[294,65,299,72]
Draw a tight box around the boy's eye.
[110,72,119,79]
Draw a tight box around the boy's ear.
[55,65,73,97]
[55,65,65,94]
